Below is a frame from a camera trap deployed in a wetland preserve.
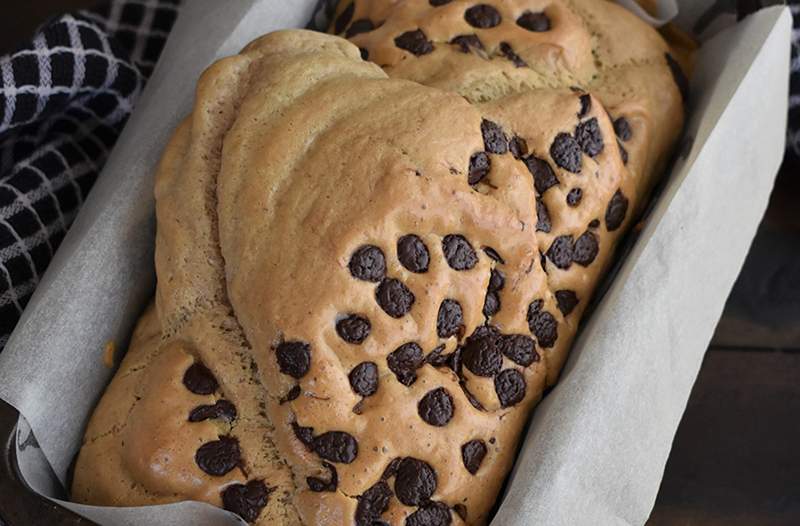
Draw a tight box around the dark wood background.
[2,2,799,525]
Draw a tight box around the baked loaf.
[73,2,685,524]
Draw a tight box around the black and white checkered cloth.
[0,0,180,349]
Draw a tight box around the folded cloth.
[0,0,180,349]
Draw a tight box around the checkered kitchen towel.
[0,0,180,349]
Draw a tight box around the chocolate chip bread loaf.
[72,3,685,524]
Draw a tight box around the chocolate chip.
[460,381,485,411]
[618,141,629,165]
[221,480,272,523]
[336,314,371,344]
[566,187,583,207]
[398,234,430,273]
[483,291,500,317]
[453,504,468,521]
[307,462,338,492]
[578,94,591,118]
[495,369,526,407]
[573,231,599,266]
[575,118,604,157]
[355,481,393,525]
[346,19,375,38]
[430,0,453,5]
[614,117,632,141]
[442,234,478,271]
[482,246,505,264]
[498,334,538,367]
[425,345,448,367]
[488,268,505,291]
[468,152,491,185]
[312,431,359,464]
[382,457,403,480]
[509,136,528,159]
[349,245,386,282]
[499,42,526,67]
[276,341,311,378]
[527,301,558,348]
[189,400,237,423]
[395,458,437,506]
[555,290,579,317]
[195,436,240,476]
[451,34,484,54]
[418,387,455,426]
[435,299,463,338]
[462,329,503,377]
[334,2,354,34]
[395,29,434,56]
[481,119,508,154]
[589,218,600,228]
[605,189,629,232]
[516,10,551,32]
[376,278,415,318]
[388,342,424,386]
[280,385,301,404]
[407,501,453,526]
[546,235,574,270]
[292,421,315,447]
[665,53,689,101]
[461,439,487,475]
[465,4,501,28]
[183,362,218,395]
[359,47,370,60]
[536,198,551,233]
[524,156,559,194]
[540,251,547,272]
[550,133,582,173]
[349,362,379,397]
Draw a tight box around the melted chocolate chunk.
[450,34,484,53]
[437,299,464,338]
[516,10,551,32]
[573,231,599,267]
[665,52,689,101]
[605,189,629,232]
[527,301,558,348]
[550,133,583,173]
[589,218,600,228]
[221,480,272,523]
[525,155,559,194]
[482,246,505,264]
[336,314,371,344]
[395,458,437,506]
[498,334,538,367]
[462,329,503,377]
[509,136,528,159]
[395,29,434,56]
[195,436,240,476]
[578,94,591,118]
[334,2,354,34]
[442,235,478,271]
[418,387,455,427]
[312,431,359,464]
[407,502,453,526]
[275,341,311,379]
[376,278,415,318]
[465,4,501,28]
[279,385,301,405]
[614,116,632,141]
[468,152,491,185]
[307,462,338,492]
[483,291,500,317]
[382,457,403,480]
[398,234,430,273]
[388,342,425,386]
[536,198,552,233]
[346,19,375,38]
[555,290,579,317]
[461,439,488,475]
[183,362,218,395]
[188,400,237,423]
[489,268,505,291]
[481,119,508,154]
[495,369,526,407]
[355,481,393,525]
[575,117,604,157]
[349,361,379,397]
[425,345,448,367]
[499,42,527,67]
[546,235,574,270]
[349,245,386,282]
[453,504,468,521]
[292,421,315,447]
[618,141,629,165]
[359,47,369,60]
[566,187,583,207]
[430,0,453,5]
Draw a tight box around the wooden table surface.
[2,2,799,525]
